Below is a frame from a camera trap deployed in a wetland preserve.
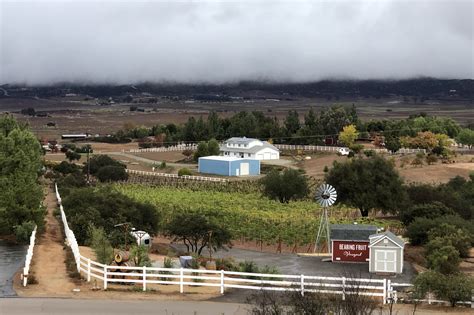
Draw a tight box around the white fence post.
[180,268,184,293]
[220,270,225,294]
[387,279,391,304]
[383,278,387,305]
[23,267,28,287]
[342,277,346,301]
[103,265,108,290]
[87,258,91,282]
[300,274,305,296]
[143,266,147,291]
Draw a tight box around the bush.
[426,154,438,165]
[363,150,375,157]
[406,215,473,246]
[65,150,81,162]
[400,202,455,225]
[413,271,474,307]
[13,221,36,244]
[89,226,113,264]
[411,157,424,167]
[178,168,192,176]
[261,168,309,203]
[84,155,126,175]
[130,245,152,267]
[53,161,81,175]
[96,165,128,182]
[428,223,472,258]
[159,161,167,169]
[349,144,364,154]
[426,241,461,274]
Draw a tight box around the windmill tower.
[314,184,337,254]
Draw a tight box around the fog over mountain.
[0,0,473,85]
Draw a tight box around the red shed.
[330,224,378,263]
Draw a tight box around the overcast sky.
[0,0,473,85]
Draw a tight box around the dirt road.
[14,186,77,297]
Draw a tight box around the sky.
[0,0,473,85]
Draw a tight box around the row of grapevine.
[115,185,401,248]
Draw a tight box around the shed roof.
[220,140,278,154]
[198,155,258,162]
[369,231,405,248]
[330,224,378,241]
[225,137,259,145]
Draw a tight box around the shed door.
[263,152,271,160]
[375,250,396,273]
[240,163,249,176]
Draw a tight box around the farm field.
[115,185,402,249]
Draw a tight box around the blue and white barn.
[198,156,260,176]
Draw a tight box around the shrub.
[411,157,424,167]
[159,161,167,169]
[349,144,364,154]
[426,241,461,274]
[178,168,192,176]
[428,224,472,258]
[53,161,81,175]
[400,202,454,225]
[426,154,438,165]
[130,244,152,267]
[88,226,113,264]
[13,221,36,244]
[96,165,128,182]
[84,155,126,175]
[65,150,81,162]
[413,271,474,307]
[363,150,375,157]
[215,257,237,271]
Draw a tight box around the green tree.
[400,201,454,225]
[339,124,359,147]
[0,115,44,237]
[89,226,114,264]
[65,150,81,162]
[194,139,220,161]
[261,169,309,203]
[384,136,401,153]
[84,155,125,176]
[96,165,128,182]
[325,156,406,217]
[165,213,232,255]
[456,128,474,148]
[284,111,300,135]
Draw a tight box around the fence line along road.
[128,143,425,155]
[21,225,37,286]
[125,169,228,183]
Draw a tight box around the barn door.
[375,250,396,272]
[240,163,249,176]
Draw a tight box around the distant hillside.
[1,78,473,100]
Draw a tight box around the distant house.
[220,137,279,160]
[198,156,260,176]
[369,231,405,274]
[61,134,89,140]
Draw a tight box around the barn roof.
[369,231,405,248]
[330,224,378,241]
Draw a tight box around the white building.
[220,137,279,160]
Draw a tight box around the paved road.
[0,298,248,315]
[171,245,416,284]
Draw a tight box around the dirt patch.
[133,151,186,163]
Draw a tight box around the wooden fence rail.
[21,226,37,286]
[125,169,228,183]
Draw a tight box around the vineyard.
[115,184,402,250]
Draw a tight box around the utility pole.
[86,145,91,184]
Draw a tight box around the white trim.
[369,236,403,249]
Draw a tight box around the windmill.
[314,184,337,254]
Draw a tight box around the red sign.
[332,241,370,263]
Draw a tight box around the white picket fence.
[274,144,426,155]
[126,169,228,183]
[21,226,37,286]
[129,144,197,153]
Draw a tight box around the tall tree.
[326,156,406,217]
[339,124,359,147]
[284,111,300,135]
[0,115,44,237]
